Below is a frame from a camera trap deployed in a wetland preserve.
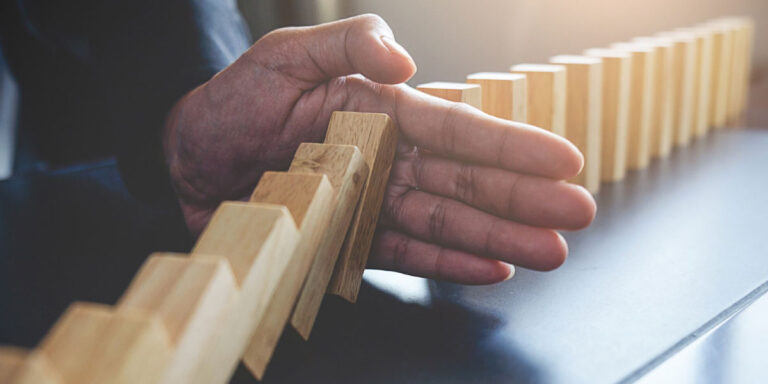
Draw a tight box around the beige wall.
[340,0,767,86]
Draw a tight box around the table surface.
[1,127,767,384]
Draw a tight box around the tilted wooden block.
[39,302,172,384]
[611,43,656,170]
[117,253,238,384]
[656,31,697,147]
[676,27,714,138]
[466,72,527,122]
[287,143,369,339]
[632,37,675,158]
[510,64,567,136]
[325,112,398,303]
[0,348,61,384]
[242,172,335,379]
[549,55,603,194]
[417,82,482,109]
[584,48,631,182]
[189,202,300,384]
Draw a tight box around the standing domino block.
[189,202,301,384]
[325,112,398,303]
[39,302,172,384]
[740,18,754,116]
[549,55,603,193]
[633,37,675,158]
[584,48,631,182]
[702,22,733,128]
[510,64,567,136]
[466,72,527,122]
[417,82,482,109]
[0,348,61,384]
[117,254,238,384]
[288,143,369,339]
[676,27,714,138]
[657,31,697,146]
[611,43,656,170]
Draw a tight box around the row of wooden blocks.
[0,112,399,383]
[418,17,754,194]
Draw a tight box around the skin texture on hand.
[163,14,596,285]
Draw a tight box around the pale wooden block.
[726,20,745,123]
[655,31,697,147]
[417,82,482,109]
[0,348,62,384]
[676,27,714,138]
[584,48,631,182]
[325,112,398,302]
[39,302,172,384]
[610,43,656,170]
[549,55,603,193]
[243,172,335,379]
[510,64,567,136]
[739,18,754,116]
[466,72,527,122]
[702,23,733,128]
[288,143,369,339]
[117,254,238,384]
[189,201,300,384]
[632,37,675,158]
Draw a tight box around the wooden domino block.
[288,143,369,339]
[0,348,61,384]
[39,302,172,384]
[510,64,567,136]
[656,31,697,146]
[610,43,656,170]
[466,72,527,122]
[189,202,300,383]
[549,55,603,193]
[117,254,238,384]
[417,82,482,109]
[242,172,335,379]
[325,112,398,303]
[584,48,631,182]
[632,37,675,158]
[740,18,755,116]
[724,19,744,123]
[676,27,714,138]
[701,22,733,128]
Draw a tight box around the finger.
[383,189,568,271]
[391,151,596,230]
[252,14,416,86]
[369,229,513,285]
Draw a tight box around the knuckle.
[454,163,474,201]
[427,200,447,241]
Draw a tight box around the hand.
[163,14,596,285]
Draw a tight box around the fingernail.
[381,35,414,61]
[504,264,516,281]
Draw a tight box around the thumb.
[252,14,417,85]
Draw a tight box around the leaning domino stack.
[0,16,754,384]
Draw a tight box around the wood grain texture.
[243,172,335,379]
[549,55,603,194]
[417,82,482,109]
[325,112,398,302]
[633,37,675,158]
[189,202,300,384]
[40,302,172,384]
[466,72,527,122]
[611,43,656,170]
[117,254,238,384]
[0,348,61,384]
[510,64,567,136]
[584,48,631,182]
[288,143,369,339]
[657,31,697,146]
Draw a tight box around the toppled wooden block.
[324,112,398,303]
[509,64,567,136]
[466,72,527,122]
[417,81,482,109]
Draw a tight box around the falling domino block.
[288,143,369,339]
[117,254,238,384]
[549,55,603,194]
[610,43,656,170]
[656,30,697,146]
[675,27,714,138]
[39,302,172,384]
[584,48,631,182]
[325,112,398,303]
[416,82,483,109]
[466,72,527,122]
[509,64,567,136]
[0,348,61,384]
[632,37,675,158]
